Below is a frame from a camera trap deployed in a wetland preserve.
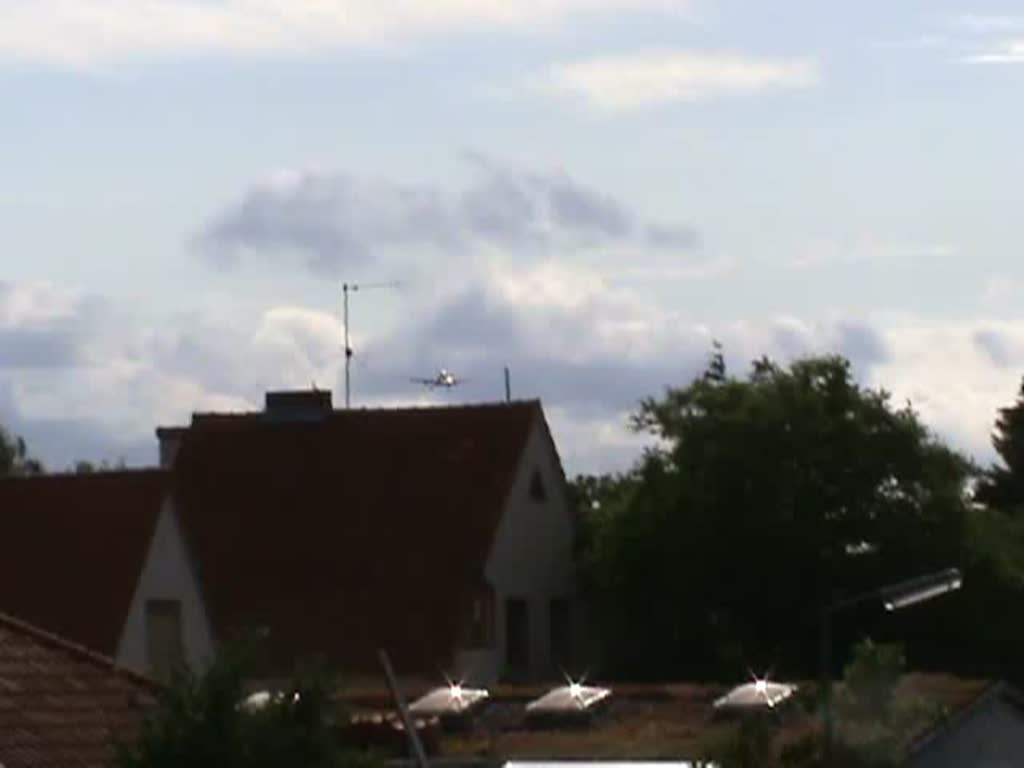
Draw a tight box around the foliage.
[841,639,905,724]
[0,424,43,476]
[582,351,974,680]
[702,715,776,768]
[73,457,128,473]
[117,648,377,768]
[975,376,1024,514]
[722,643,919,768]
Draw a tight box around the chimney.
[263,389,333,422]
[155,427,186,468]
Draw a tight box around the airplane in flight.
[411,368,467,389]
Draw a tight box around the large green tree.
[975,377,1024,514]
[0,424,43,476]
[583,352,974,680]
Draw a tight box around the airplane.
[411,369,467,389]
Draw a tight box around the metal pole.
[504,366,511,403]
[378,649,430,768]
[342,280,403,410]
[343,283,352,409]
[821,606,833,767]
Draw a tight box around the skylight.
[526,683,612,715]
[409,684,490,717]
[713,679,797,711]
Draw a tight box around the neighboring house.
[0,470,214,681]
[908,680,1024,768]
[0,610,157,768]
[157,390,576,684]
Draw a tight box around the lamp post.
[820,567,962,765]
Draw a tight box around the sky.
[2,0,1024,475]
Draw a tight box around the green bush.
[117,648,379,768]
[842,638,905,724]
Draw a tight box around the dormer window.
[529,469,547,502]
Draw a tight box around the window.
[461,589,495,648]
[529,469,547,502]
[549,598,571,669]
[145,599,184,682]
[505,598,529,672]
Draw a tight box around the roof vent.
[263,389,333,422]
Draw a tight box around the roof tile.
[0,612,157,768]
[0,470,168,657]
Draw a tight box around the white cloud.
[869,35,950,51]
[954,14,1024,32]
[546,50,820,111]
[984,276,1023,303]
[963,39,1024,63]
[0,0,683,68]
[872,321,1024,461]
[3,271,1022,475]
[782,239,957,269]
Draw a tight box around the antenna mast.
[342,281,402,409]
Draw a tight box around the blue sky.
[2,0,1024,473]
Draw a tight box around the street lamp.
[820,567,962,765]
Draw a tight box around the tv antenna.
[343,280,402,409]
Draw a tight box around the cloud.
[0,281,110,370]
[783,240,957,270]
[329,261,893,430]
[872,322,1024,461]
[963,39,1024,63]
[5,271,1023,477]
[869,35,951,51]
[197,171,459,273]
[954,14,1024,32]
[0,382,154,470]
[545,50,820,111]
[0,0,684,69]
[644,223,701,249]
[983,276,1023,303]
[195,158,701,273]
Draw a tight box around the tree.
[0,424,43,476]
[975,377,1024,514]
[117,647,377,768]
[73,457,128,473]
[583,351,974,680]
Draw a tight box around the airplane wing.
[410,377,434,385]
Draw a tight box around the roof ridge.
[331,399,542,414]
[0,611,159,692]
[175,399,543,425]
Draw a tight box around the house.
[907,680,1024,767]
[0,610,157,768]
[0,469,215,681]
[157,390,576,684]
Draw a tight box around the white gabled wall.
[115,498,215,675]
[473,416,575,683]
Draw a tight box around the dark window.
[549,598,571,669]
[461,590,495,648]
[145,599,184,682]
[529,469,547,501]
[505,598,529,672]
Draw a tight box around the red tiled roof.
[0,611,157,768]
[169,400,546,676]
[0,470,168,657]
